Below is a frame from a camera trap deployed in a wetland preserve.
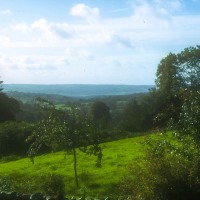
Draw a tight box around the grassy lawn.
[0,135,147,197]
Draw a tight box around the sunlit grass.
[0,135,147,197]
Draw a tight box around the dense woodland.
[0,45,200,199]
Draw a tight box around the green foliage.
[0,121,33,158]
[156,45,200,95]
[27,100,103,188]
[0,93,20,122]
[0,172,34,194]
[120,89,164,132]
[120,133,200,200]
[155,45,200,128]
[177,46,200,87]
[119,45,200,200]
[0,79,20,122]
[91,101,111,130]
[0,79,3,92]
[38,173,65,197]
[155,53,181,97]
[174,89,200,144]
[120,99,143,132]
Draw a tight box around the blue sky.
[0,0,200,85]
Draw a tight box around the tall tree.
[0,80,20,122]
[155,45,200,130]
[121,99,143,132]
[155,53,182,98]
[0,79,3,92]
[91,101,111,129]
[156,45,200,95]
[175,46,200,142]
[154,50,192,127]
[177,45,200,89]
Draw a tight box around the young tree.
[27,101,102,188]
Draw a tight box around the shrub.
[120,133,200,200]
[0,172,33,194]
[0,173,66,197]
[38,173,65,197]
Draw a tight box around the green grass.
[0,135,147,197]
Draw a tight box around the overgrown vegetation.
[120,45,200,199]
[120,133,200,200]
[0,45,200,198]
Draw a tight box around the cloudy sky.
[0,0,200,85]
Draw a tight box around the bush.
[120,133,200,200]
[0,172,66,197]
[38,173,65,197]
[0,172,33,194]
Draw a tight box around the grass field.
[0,135,148,197]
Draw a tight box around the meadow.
[0,135,147,198]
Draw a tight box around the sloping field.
[0,135,147,197]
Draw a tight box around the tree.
[156,45,200,97]
[156,53,180,96]
[0,80,20,122]
[119,89,165,132]
[0,121,33,157]
[177,45,200,89]
[120,45,200,199]
[121,99,143,132]
[154,46,200,128]
[0,79,3,92]
[27,101,102,188]
[91,101,111,129]
[175,89,200,144]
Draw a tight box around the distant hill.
[3,84,154,97]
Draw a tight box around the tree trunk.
[73,147,79,188]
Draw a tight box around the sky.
[0,0,200,85]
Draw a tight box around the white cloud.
[11,23,30,32]
[31,18,51,36]
[0,9,12,15]
[13,18,74,41]
[70,3,100,20]
[2,1,200,84]
[64,47,95,61]
[79,50,95,60]
[0,35,12,47]
[20,57,35,65]
[0,56,18,71]
[108,34,134,49]
[50,23,74,39]
[169,0,182,11]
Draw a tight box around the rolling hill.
[3,84,154,97]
